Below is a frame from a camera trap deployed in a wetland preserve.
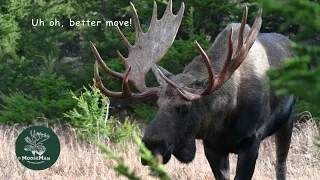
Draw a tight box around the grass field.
[0,113,319,180]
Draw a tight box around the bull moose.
[90,0,296,179]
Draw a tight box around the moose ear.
[152,64,174,86]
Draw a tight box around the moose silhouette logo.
[24,130,50,156]
[16,126,60,170]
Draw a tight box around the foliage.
[0,91,45,124]
[2,0,317,128]
[64,84,137,143]
[32,71,76,118]
[109,117,138,143]
[0,0,262,123]
[0,0,77,122]
[132,132,170,180]
[261,0,320,146]
[0,12,20,60]
[296,100,320,118]
[173,0,259,38]
[0,71,75,124]
[133,104,156,123]
[95,131,170,180]
[262,0,320,114]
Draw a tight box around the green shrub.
[262,0,320,117]
[0,91,45,124]
[64,83,137,143]
[109,117,137,143]
[31,71,76,119]
[0,68,75,124]
[133,104,156,124]
[261,0,320,147]
[296,100,320,119]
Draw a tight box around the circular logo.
[15,126,60,170]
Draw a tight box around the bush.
[0,91,45,124]
[133,104,156,124]
[261,0,320,147]
[0,69,75,124]
[262,0,320,116]
[64,83,137,143]
[32,71,76,118]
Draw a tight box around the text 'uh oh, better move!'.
[31,18,132,27]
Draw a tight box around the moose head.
[91,1,295,179]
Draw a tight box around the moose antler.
[91,0,185,100]
[159,6,262,101]
[24,130,50,146]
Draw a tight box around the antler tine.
[90,42,124,80]
[237,6,248,53]
[94,61,159,100]
[116,50,127,65]
[178,2,185,16]
[130,2,143,37]
[188,29,233,96]
[151,1,158,22]
[122,66,132,97]
[213,28,234,91]
[116,26,132,51]
[194,41,216,94]
[166,0,173,14]
[158,68,180,90]
[231,8,262,71]
[148,1,158,32]
[244,9,263,51]
[94,61,133,99]
[94,61,124,98]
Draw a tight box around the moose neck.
[193,74,239,139]
[181,26,245,139]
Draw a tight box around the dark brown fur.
[142,23,296,180]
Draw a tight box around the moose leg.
[275,121,293,180]
[203,141,230,180]
[234,138,260,180]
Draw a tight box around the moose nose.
[141,151,164,165]
[142,135,166,152]
[141,136,166,165]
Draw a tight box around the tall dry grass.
[0,116,319,180]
